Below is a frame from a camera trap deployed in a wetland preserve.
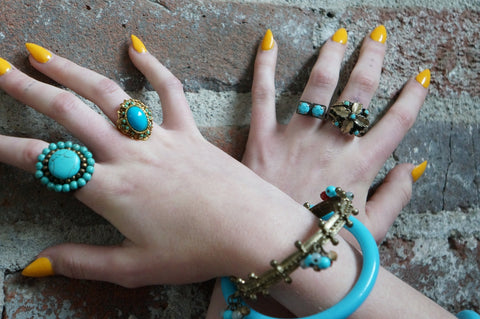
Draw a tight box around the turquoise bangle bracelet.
[457,310,480,319]
[221,214,379,319]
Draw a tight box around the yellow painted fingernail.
[261,29,274,51]
[370,25,387,44]
[22,257,55,277]
[131,34,147,53]
[332,28,348,44]
[25,43,52,63]
[412,160,427,182]
[0,57,12,75]
[415,69,431,88]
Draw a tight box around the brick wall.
[0,0,478,317]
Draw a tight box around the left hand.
[243,26,429,243]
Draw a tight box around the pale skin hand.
[0,43,325,287]
[207,28,455,318]
[244,32,420,243]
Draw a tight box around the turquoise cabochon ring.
[34,141,95,192]
[296,101,327,119]
[116,98,153,140]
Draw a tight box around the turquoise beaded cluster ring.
[116,98,153,140]
[34,141,95,192]
[296,101,327,119]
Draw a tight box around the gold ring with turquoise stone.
[116,99,153,140]
[34,141,95,192]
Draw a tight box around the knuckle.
[398,185,412,207]
[308,68,338,91]
[351,73,379,93]
[389,107,415,130]
[160,75,183,92]
[62,256,88,280]
[50,91,80,117]
[93,77,122,97]
[252,83,274,103]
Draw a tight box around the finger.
[0,66,118,154]
[337,25,387,107]
[23,243,144,288]
[128,35,197,131]
[365,163,415,243]
[249,29,278,137]
[26,43,130,123]
[0,136,47,172]
[363,69,430,169]
[288,28,348,130]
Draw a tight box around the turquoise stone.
[311,105,324,117]
[48,149,81,180]
[298,102,310,115]
[127,106,148,132]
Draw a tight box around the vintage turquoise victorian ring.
[34,141,95,192]
[116,98,153,140]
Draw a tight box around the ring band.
[116,99,153,140]
[34,141,95,192]
[327,101,370,136]
[296,101,327,119]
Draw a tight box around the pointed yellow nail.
[25,43,52,63]
[370,25,387,44]
[261,29,274,51]
[131,34,147,53]
[412,160,427,182]
[0,57,12,75]
[415,69,431,88]
[332,28,348,44]
[22,257,55,277]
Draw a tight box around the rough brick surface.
[4,273,212,318]
[0,0,479,317]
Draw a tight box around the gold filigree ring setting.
[116,99,153,140]
[327,101,370,136]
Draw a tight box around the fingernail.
[370,25,387,44]
[0,57,12,75]
[131,34,147,53]
[25,43,52,63]
[22,257,55,277]
[261,29,274,51]
[415,69,431,88]
[412,160,427,182]
[332,28,348,44]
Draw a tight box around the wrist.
[219,187,370,317]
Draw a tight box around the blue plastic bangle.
[221,214,380,319]
[457,310,480,319]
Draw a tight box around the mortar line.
[442,122,453,211]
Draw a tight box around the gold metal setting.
[116,99,153,140]
[327,101,370,136]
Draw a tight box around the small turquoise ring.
[34,141,95,192]
[116,98,153,140]
[296,101,327,119]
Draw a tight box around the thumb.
[365,162,426,243]
[22,243,141,288]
